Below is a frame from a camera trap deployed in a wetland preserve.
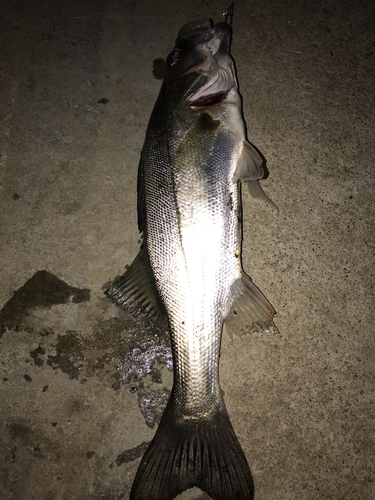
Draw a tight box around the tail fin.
[130,401,254,500]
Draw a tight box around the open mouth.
[190,91,228,107]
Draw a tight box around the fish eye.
[167,48,183,65]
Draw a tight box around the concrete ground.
[0,0,374,499]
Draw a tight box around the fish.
[106,15,276,500]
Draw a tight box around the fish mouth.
[189,91,228,108]
[186,63,235,106]
[179,21,236,107]
[165,19,236,106]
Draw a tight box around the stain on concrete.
[137,386,170,428]
[1,276,172,430]
[47,331,84,380]
[115,441,150,466]
[88,311,173,426]
[30,345,45,366]
[108,316,172,390]
[5,417,62,470]
[0,268,173,429]
[0,270,90,337]
[10,446,17,463]
[7,420,32,443]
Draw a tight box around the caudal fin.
[130,401,254,500]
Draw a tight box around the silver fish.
[106,17,276,500]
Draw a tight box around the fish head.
[162,19,237,107]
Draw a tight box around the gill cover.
[163,19,236,105]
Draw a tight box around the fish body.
[107,18,275,500]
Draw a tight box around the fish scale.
[106,16,277,500]
[145,117,237,415]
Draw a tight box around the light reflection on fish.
[106,15,276,500]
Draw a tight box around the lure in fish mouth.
[106,14,276,500]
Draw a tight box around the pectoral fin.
[234,141,277,209]
[234,141,264,182]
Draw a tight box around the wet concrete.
[0,0,374,499]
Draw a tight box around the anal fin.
[105,243,166,322]
[225,272,278,337]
